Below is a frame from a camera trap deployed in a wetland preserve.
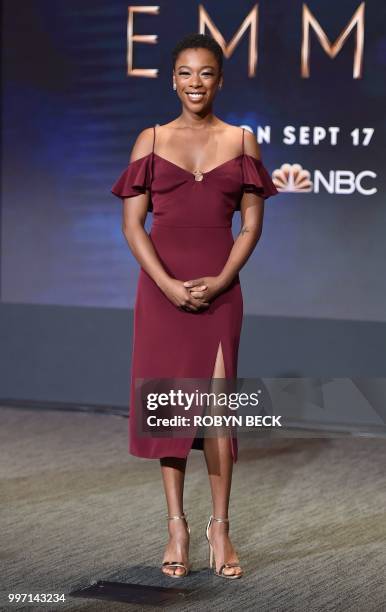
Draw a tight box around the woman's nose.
[191,77,203,87]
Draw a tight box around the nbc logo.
[272,164,377,195]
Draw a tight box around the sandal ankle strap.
[211,515,229,523]
[167,513,187,521]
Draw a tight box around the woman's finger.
[183,279,205,288]
[181,303,198,312]
[190,291,206,298]
[189,284,207,291]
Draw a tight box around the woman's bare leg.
[203,342,242,576]
[160,457,190,576]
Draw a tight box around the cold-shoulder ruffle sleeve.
[111,153,153,211]
[238,154,279,208]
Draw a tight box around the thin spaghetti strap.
[241,128,245,186]
[149,125,156,191]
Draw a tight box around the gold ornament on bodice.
[193,170,204,181]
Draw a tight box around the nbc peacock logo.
[272,164,313,192]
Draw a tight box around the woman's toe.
[223,564,242,576]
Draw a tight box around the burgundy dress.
[111,126,279,462]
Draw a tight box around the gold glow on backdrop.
[126,3,365,79]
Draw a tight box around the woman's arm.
[217,130,264,290]
[122,128,170,289]
[122,129,208,312]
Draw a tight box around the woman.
[111,33,278,579]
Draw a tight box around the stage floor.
[1,405,385,611]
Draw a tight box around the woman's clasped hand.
[160,276,225,312]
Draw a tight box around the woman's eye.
[178,72,213,76]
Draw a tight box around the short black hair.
[172,33,223,74]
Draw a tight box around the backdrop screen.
[1,0,385,320]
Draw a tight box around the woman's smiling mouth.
[186,92,205,101]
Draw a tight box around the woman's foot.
[161,513,190,577]
[207,516,243,577]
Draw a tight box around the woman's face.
[173,47,222,112]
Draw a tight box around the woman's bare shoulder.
[218,122,261,159]
[242,128,261,159]
[129,127,155,162]
[218,121,244,142]
[218,122,255,155]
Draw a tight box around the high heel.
[205,516,243,579]
[161,513,191,578]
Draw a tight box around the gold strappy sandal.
[161,512,191,578]
[205,515,243,579]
